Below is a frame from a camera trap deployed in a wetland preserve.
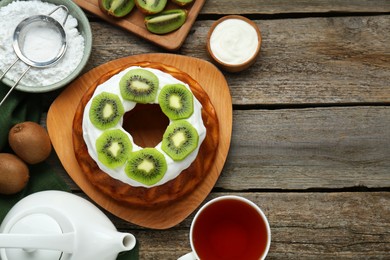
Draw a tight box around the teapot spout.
[116,231,137,252]
[80,229,136,260]
[102,229,137,254]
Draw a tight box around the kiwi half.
[162,120,198,161]
[119,69,159,103]
[158,84,194,120]
[171,0,194,7]
[145,9,187,34]
[89,92,125,130]
[135,0,167,14]
[99,0,135,17]
[125,148,167,185]
[96,129,133,168]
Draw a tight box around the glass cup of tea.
[178,195,271,260]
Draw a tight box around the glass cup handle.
[178,252,197,260]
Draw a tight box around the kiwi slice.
[145,9,187,35]
[89,92,125,130]
[171,0,193,7]
[135,0,167,14]
[99,0,135,17]
[119,69,159,103]
[96,129,132,169]
[162,120,198,161]
[125,148,167,185]
[158,84,193,120]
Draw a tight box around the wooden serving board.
[74,0,206,51]
[47,53,232,229]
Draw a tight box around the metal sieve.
[0,5,69,107]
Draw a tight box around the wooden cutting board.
[74,0,206,51]
[47,53,232,229]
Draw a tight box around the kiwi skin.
[0,153,29,195]
[8,122,52,165]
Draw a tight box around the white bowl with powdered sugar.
[0,0,92,93]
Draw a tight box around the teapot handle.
[0,232,74,253]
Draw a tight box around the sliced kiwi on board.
[89,92,125,130]
[135,0,167,14]
[119,69,159,104]
[125,148,167,185]
[145,9,187,34]
[158,83,193,120]
[99,0,135,17]
[171,0,194,7]
[162,120,199,161]
[96,129,133,169]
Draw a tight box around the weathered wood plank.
[227,16,390,105]
[222,106,390,190]
[201,0,390,15]
[46,106,390,191]
[80,0,390,17]
[99,192,390,259]
[87,15,390,105]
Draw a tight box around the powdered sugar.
[21,22,64,63]
[0,0,85,87]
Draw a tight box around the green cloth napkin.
[0,85,41,151]
[0,162,71,220]
[117,241,140,260]
[0,84,71,221]
[0,84,139,259]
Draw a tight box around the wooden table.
[45,0,390,258]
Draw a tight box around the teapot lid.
[1,213,63,260]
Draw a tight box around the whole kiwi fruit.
[8,121,52,164]
[0,153,29,195]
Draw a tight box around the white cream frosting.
[82,66,206,188]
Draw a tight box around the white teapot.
[0,191,136,260]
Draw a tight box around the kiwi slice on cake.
[145,9,187,34]
[89,92,125,130]
[99,0,135,17]
[158,83,194,120]
[135,0,167,14]
[96,129,133,168]
[125,148,167,185]
[119,69,159,103]
[162,120,199,161]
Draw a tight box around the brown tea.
[192,198,269,260]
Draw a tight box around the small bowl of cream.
[207,15,261,73]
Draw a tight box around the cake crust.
[72,62,219,207]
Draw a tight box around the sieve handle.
[0,58,19,81]
[47,5,69,27]
[0,65,30,107]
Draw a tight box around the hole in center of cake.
[123,104,170,148]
